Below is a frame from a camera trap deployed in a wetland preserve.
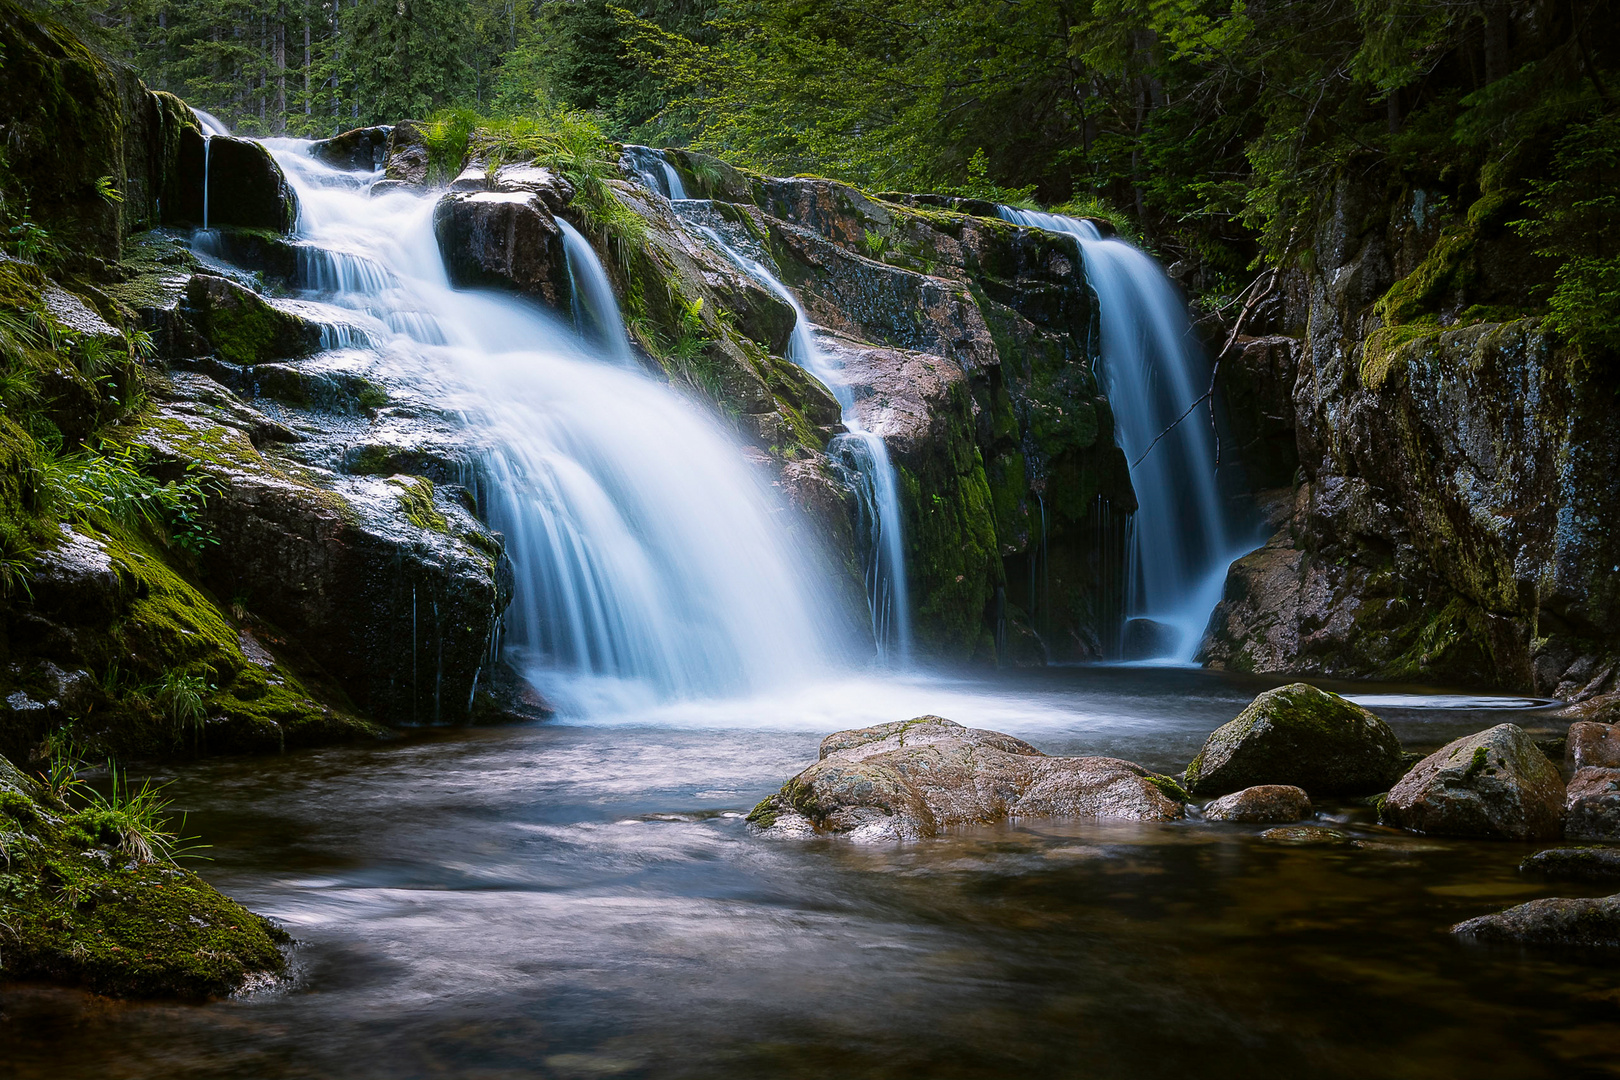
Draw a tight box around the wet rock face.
[748,715,1185,841]
[174,130,298,232]
[1383,724,1564,840]
[1184,683,1405,797]
[1453,894,1620,948]
[1201,784,1312,823]
[382,119,430,187]
[1521,847,1620,882]
[309,125,392,171]
[1564,767,1620,840]
[182,274,320,364]
[433,191,569,307]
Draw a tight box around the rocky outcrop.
[1184,683,1404,797]
[748,715,1185,840]
[181,274,320,364]
[1521,847,1620,882]
[1201,784,1312,823]
[376,119,430,190]
[433,191,570,306]
[1202,168,1620,698]
[310,125,392,171]
[1453,894,1620,948]
[1564,767,1620,840]
[173,131,298,232]
[1382,724,1564,840]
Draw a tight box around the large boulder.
[748,715,1185,841]
[1382,724,1565,840]
[1521,847,1620,882]
[433,191,569,306]
[174,130,297,231]
[1564,767,1620,840]
[309,124,392,171]
[1201,784,1313,823]
[381,119,429,187]
[1183,683,1405,797]
[1453,894,1620,948]
[181,274,320,364]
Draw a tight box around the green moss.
[1464,744,1491,781]
[1146,773,1189,802]
[0,761,287,999]
[388,475,449,534]
[745,795,780,828]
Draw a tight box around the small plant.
[155,669,212,745]
[40,444,219,550]
[861,228,891,260]
[94,176,124,205]
[77,761,205,864]
[127,329,156,361]
[672,296,708,361]
[4,204,52,263]
[37,727,88,805]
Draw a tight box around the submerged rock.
[1382,724,1564,840]
[748,715,1184,841]
[1453,894,1620,948]
[1567,721,1620,770]
[1201,784,1313,823]
[1564,767,1620,840]
[1521,847,1620,882]
[1259,825,1355,846]
[1184,683,1404,797]
[433,191,569,306]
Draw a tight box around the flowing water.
[3,668,1610,1080]
[998,209,1256,662]
[258,141,849,714]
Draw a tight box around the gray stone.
[1453,894,1620,947]
[1184,683,1404,797]
[1520,847,1620,882]
[1565,767,1620,840]
[1202,784,1312,823]
[433,191,569,307]
[1383,724,1565,840]
[748,716,1185,841]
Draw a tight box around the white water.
[192,107,231,136]
[557,219,636,367]
[689,223,913,666]
[256,140,851,715]
[623,145,688,200]
[1000,209,1254,662]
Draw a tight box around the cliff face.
[1206,170,1620,699]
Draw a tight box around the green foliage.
[155,669,213,746]
[40,443,218,552]
[93,176,123,205]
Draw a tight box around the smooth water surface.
[3,668,1613,1080]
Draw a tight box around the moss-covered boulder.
[0,754,287,998]
[749,715,1185,841]
[181,274,320,365]
[1452,894,1620,949]
[1382,724,1564,840]
[1184,683,1405,797]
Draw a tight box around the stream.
[4,667,1616,1079]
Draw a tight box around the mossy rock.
[1184,683,1405,797]
[0,755,287,998]
[182,274,319,365]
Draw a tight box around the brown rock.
[432,191,569,306]
[1565,767,1620,840]
[1383,724,1565,840]
[1202,784,1313,823]
[1567,721,1620,770]
[748,716,1185,841]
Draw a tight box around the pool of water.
[4,666,1615,1079]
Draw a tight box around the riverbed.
[4,667,1616,1079]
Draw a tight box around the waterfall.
[999,208,1246,662]
[622,145,688,200]
[557,219,636,368]
[246,141,847,714]
[689,223,912,666]
[202,136,211,229]
[192,107,231,136]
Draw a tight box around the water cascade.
[251,141,846,713]
[999,208,1248,662]
[622,145,688,200]
[687,222,912,666]
[557,219,637,367]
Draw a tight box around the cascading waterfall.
[250,138,848,714]
[623,145,688,200]
[683,221,912,666]
[999,208,1248,662]
[557,219,636,367]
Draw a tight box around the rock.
[383,119,430,187]
[1564,767,1620,840]
[1567,721,1620,769]
[175,130,298,231]
[1453,894,1620,948]
[1184,683,1405,797]
[309,125,392,171]
[192,227,300,286]
[1521,847,1620,882]
[1121,617,1178,660]
[1382,724,1565,840]
[27,524,135,621]
[1202,784,1313,823]
[432,191,569,306]
[450,160,489,191]
[748,715,1184,841]
[1259,825,1355,845]
[491,163,576,212]
[181,274,320,364]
